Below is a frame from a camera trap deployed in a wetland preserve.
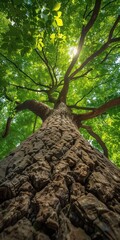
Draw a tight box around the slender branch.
[3,87,13,102]
[71,77,114,107]
[69,41,119,80]
[102,0,116,10]
[0,53,40,86]
[34,48,45,63]
[9,83,49,93]
[58,9,119,103]
[81,124,108,157]
[72,68,93,80]
[2,117,13,138]
[64,0,101,79]
[83,4,88,19]
[35,48,57,87]
[100,45,120,64]
[33,115,38,133]
[69,16,120,79]
[57,0,101,103]
[73,97,120,124]
[9,83,57,104]
[69,42,109,79]
[110,37,120,43]
[108,15,120,41]
[41,49,55,85]
[52,67,58,86]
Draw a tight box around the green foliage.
[0,0,120,166]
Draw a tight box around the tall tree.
[0,0,120,239]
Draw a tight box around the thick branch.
[73,97,120,124]
[81,124,108,157]
[16,100,52,121]
[2,101,52,138]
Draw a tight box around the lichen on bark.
[0,103,120,240]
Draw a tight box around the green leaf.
[55,16,63,26]
[53,3,61,11]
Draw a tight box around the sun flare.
[68,46,78,58]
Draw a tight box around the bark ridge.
[0,104,120,240]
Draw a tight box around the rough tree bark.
[0,103,120,240]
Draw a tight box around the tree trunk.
[0,103,120,240]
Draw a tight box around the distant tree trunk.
[0,103,120,240]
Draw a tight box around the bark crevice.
[0,104,120,240]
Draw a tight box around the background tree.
[0,1,120,239]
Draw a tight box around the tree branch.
[108,15,120,41]
[69,106,95,111]
[15,100,52,121]
[102,0,116,10]
[2,117,13,138]
[70,77,114,108]
[72,68,93,80]
[69,16,120,79]
[0,53,41,86]
[9,83,49,93]
[81,124,108,157]
[64,0,101,79]
[100,45,120,64]
[33,115,38,133]
[2,101,52,138]
[3,87,14,102]
[73,97,120,124]
[83,4,88,19]
[35,48,55,87]
[57,0,101,103]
